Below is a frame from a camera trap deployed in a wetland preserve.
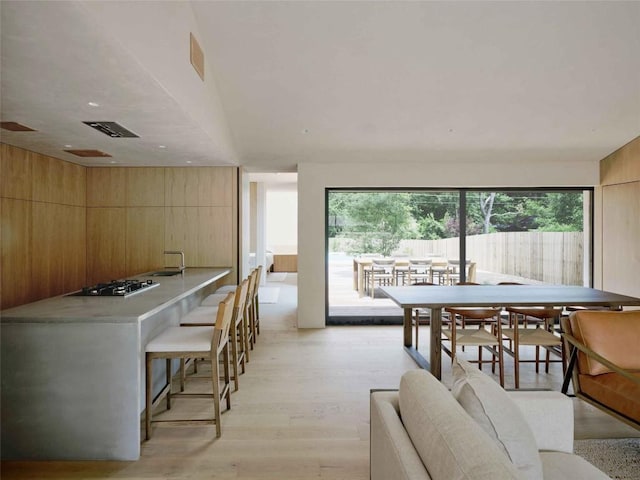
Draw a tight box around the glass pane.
[327,190,459,322]
[464,191,591,286]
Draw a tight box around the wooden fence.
[331,232,584,285]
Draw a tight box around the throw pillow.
[399,369,521,480]
[451,358,543,480]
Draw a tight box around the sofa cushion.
[451,358,543,480]
[398,369,521,480]
[569,311,640,375]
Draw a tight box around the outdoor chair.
[406,258,433,285]
[444,259,472,285]
[366,258,396,298]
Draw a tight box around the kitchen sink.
[149,270,183,277]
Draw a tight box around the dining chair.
[441,305,505,387]
[367,258,396,298]
[144,291,235,440]
[502,306,566,389]
[439,283,505,386]
[180,278,250,391]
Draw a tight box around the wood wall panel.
[62,205,87,293]
[62,161,87,206]
[32,202,66,299]
[1,198,32,309]
[126,168,165,206]
[0,144,32,200]
[86,168,126,207]
[87,208,126,285]
[164,169,190,206]
[32,154,64,204]
[165,167,235,206]
[602,182,640,299]
[211,167,235,207]
[1,144,239,308]
[126,207,165,276]
[197,207,233,266]
[164,207,199,267]
[601,136,640,186]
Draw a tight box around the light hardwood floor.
[1,273,637,479]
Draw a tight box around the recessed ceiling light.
[88,102,100,107]
[186,161,192,164]
[64,144,73,148]
[302,128,309,134]
[110,161,118,164]
[158,145,166,149]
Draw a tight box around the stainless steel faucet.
[164,250,185,271]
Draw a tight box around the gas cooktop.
[69,279,159,298]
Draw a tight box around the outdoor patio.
[327,252,546,322]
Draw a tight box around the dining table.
[380,284,640,379]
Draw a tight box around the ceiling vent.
[64,149,112,157]
[1,121,37,132]
[83,121,139,138]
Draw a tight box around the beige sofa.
[371,360,609,480]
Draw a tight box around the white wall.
[298,159,600,328]
[266,189,298,253]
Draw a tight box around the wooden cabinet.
[1,145,87,308]
[273,254,298,272]
[1,143,239,307]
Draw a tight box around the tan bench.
[561,310,640,429]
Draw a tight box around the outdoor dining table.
[352,256,448,297]
[380,284,640,380]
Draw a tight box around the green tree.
[335,192,416,256]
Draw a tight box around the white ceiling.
[1,1,639,173]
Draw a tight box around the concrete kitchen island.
[0,268,231,461]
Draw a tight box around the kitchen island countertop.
[0,267,232,461]
[0,268,231,324]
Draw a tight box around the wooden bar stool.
[144,292,234,440]
[181,279,250,392]
[253,265,263,337]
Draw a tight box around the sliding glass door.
[326,188,592,324]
